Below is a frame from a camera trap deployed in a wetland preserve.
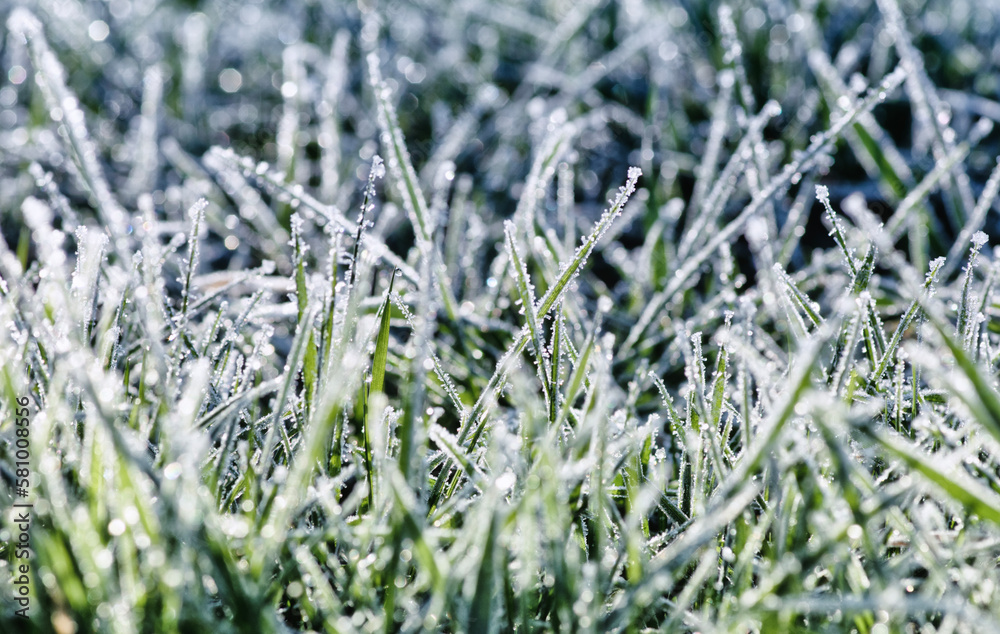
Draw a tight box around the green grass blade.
[867,258,944,390]
[868,429,1000,526]
[370,269,397,398]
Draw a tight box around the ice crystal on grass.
[8,2,1000,632]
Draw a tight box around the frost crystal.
[7,3,1000,628]
[371,154,386,180]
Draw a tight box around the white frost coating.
[289,212,310,258]
[538,165,642,312]
[972,231,989,248]
[677,99,780,263]
[21,196,53,227]
[505,218,549,377]
[371,154,386,180]
[627,66,906,356]
[6,9,41,41]
[513,118,575,239]
[70,227,108,330]
[206,145,418,284]
[745,216,769,246]
[188,198,208,223]
[455,166,641,448]
[23,197,68,289]
[367,54,457,317]
[367,52,431,246]
[289,212,305,238]
[391,294,465,414]
[10,9,130,247]
[877,0,978,219]
[361,156,385,221]
[945,155,1000,278]
[126,64,164,198]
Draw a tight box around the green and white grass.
[3,0,1000,632]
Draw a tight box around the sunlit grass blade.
[867,257,944,390]
[362,268,397,510]
[367,52,458,321]
[504,220,551,412]
[866,429,1000,526]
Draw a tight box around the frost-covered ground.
[3,0,1000,632]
